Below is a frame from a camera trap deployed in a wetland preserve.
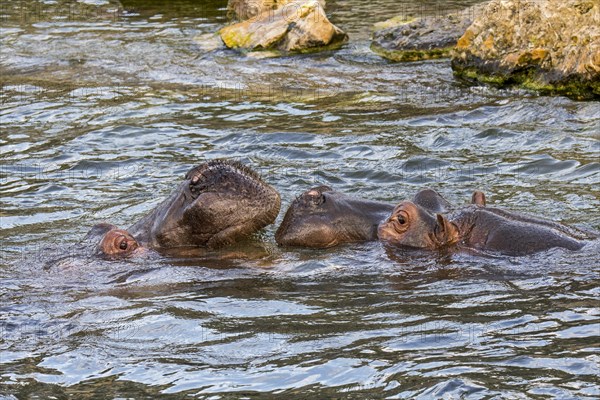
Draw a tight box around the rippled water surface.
[1,0,599,398]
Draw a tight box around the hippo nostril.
[190,180,204,197]
[189,172,212,197]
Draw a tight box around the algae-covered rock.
[371,3,486,62]
[227,0,325,21]
[219,0,347,53]
[451,0,600,99]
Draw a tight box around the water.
[1,0,599,398]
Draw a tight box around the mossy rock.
[219,0,347,54]
[371,4,484,63]
[451,0,600,100]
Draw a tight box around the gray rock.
[371,3,485,62]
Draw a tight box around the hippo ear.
[434,214,459,246]
[471,190,486,206]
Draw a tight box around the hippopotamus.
[88,160,281,258]
[275,186,452,248]
[378,191,594,256]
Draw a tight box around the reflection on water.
[1,0,599,398]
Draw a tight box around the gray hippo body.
[378,192,594,256]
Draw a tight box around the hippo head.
[129,160,281,249]
[378,201,459,250]
[275,185,341,248]
[275,185,392,248]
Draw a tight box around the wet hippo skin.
[87,160,281,258]
[276,186,452,248]
[378,191,595,256]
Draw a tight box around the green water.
[1,0,599,398]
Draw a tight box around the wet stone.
[219,0,347,53]
[451,0,600,99]
[371,3,486,62]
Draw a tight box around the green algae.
[453,66,600,100]
[219,26,255,49]
[370,43,453,62]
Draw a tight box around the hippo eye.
[395,211,409,226]
[119,240,128,250]
[304,189,325,205]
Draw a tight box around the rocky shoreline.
[451,0,599,99]
[370,0,599,99]
[212,0,599,99]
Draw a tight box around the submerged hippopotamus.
[378,191,594,256]
[275,186,452,248]
[87,160,281,258]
